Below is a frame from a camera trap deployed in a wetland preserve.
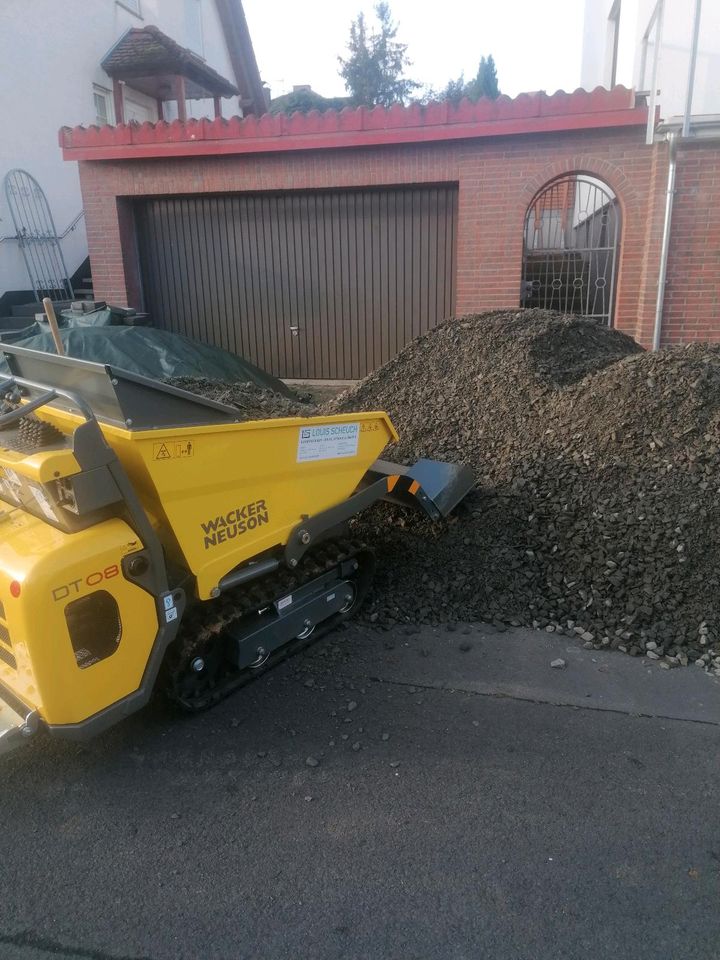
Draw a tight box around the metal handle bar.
[0,375,95,428]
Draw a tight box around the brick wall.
[74,125,719,351]
[663,139,720,344]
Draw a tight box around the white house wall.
[581,0,639,89]
[0,0,241,302]
[683,0,720,116]
[632,0,720,116]
[616,0,640,89]
[581,0,607,89]
[582,0,720,120]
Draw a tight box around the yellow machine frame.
[0,345,472,751]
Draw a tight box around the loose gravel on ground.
[167,312,720,671]
[328,309,720,670]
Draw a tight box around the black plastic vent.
[2,415,65,454]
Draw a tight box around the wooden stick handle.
[42,298,65,356]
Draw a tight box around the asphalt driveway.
[0,623,718,960]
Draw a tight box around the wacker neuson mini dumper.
[0,344,472,754]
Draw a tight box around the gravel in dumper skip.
[166,376,315,421]
[330,309,720,669]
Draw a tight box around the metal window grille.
[521,174,620,326]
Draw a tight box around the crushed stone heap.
[330,309,720,669]
[166,376,315,421]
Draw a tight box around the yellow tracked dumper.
[0,344,472,754]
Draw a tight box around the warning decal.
[162,593,178,623]
[296,423,360,463]
[153,440,195,461]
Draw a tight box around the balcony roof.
[101,25,239,100]
[60,85,647,162]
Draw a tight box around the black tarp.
[0,305,116,344]
[0,326,293,396]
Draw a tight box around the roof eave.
[213,0,267,115]
[101,24,239,98]
[59,95,649,163]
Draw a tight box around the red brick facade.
[663,139,720,343]
[61,88,720,351]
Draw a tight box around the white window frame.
[605,0,621,88]
[185,0,205,58]
[93,84,114,126]
[639,0,665,144]
[124,95,154,124]
[116,0,142,18]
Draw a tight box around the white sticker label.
[277,594,292,611]
[1,469,22,503]
[165,606,178,623]
[0,479,19,503]
[29,485,57,522]
[163,595,175,611]
[297,423,360,463]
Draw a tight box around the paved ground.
[0,623,719,960]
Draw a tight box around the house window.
[93,84,114,125]
[185,0,204,56]
[116,0,142,16]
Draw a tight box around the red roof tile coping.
[60,86,647,162]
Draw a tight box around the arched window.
[521,174,620,325]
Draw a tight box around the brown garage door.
[135,185,457,379]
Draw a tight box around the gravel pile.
[166,376,315,421]
[330,309,720,669]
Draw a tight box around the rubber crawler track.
[163,538,374,712]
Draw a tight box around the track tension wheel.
[164,540,374,712]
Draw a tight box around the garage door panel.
[136,185,457,379]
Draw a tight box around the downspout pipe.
[652,132,678,351]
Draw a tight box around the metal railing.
[2,170,80,301]
[0,209,85,246]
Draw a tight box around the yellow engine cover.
[0,509,158,726]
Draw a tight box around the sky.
[242,0,586,102]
